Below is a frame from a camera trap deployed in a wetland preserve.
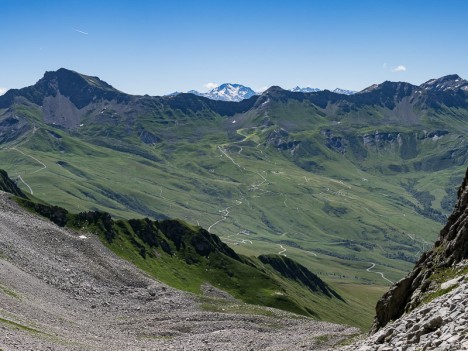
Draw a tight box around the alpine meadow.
[2,1,468,349]
[1,69,467,329]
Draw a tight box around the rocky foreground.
[337,264,468,351]
[0,192,357,350]
[337,166,468,351]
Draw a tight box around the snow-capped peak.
[290,86,321,93]
[188,83,256,102]
[183,83,358,100]
[420,74,468,92]
[289,86,355,95]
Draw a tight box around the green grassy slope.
[1,89,466,328]
[12,191,378,330]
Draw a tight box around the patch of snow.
[290,86,321,93]
[333,88,356,95]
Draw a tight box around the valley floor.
[0,192,358,350]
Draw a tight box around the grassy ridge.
[13,194,380,329]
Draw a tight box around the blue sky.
[1,0,467,95]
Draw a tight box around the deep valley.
[1,69,468,331]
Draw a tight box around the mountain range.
[179,83,355,101]
[1,68,468,332]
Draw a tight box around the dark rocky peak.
[166,91,256,116]
[358,81,417,96]
[371,166,468,333]
[0,68,129,110]
[418,74,468,108]
[256,86,350,110]
[36,68,127,108]
[351,81,418,110]
[41,68,119,94]
[262,86,287,95]
[261,86,307,102]
[420,74,468,93]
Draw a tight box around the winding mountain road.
[207,200,243,233]
[366,262,393,284]
[278,244,287,256]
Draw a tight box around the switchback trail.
[11,147,47,174]
[278,244,287,256]
[207,200,243,233]
[366,262,393,284]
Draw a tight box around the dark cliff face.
[0,170,26,198]
[258,254,343,300]
[371,167,468,333]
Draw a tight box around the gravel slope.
[0,192,357,350]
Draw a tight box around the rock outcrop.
[334,167,468,351]
[371,167,468,333]
[0,169,25,198]
[339,268,468,350]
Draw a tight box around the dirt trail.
[208,200,243,233]
[16,175,33,194]
[366,263,393,284]
[11,147,47,173]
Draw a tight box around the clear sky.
[1,0,468,96]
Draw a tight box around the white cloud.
[73,28,89,35]
[204,82,218,90]
[0,87,7,96]
[382,63,388,69]
[393,65,407,72]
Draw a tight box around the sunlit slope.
[0,113,460,288]
[1,71,468,323]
